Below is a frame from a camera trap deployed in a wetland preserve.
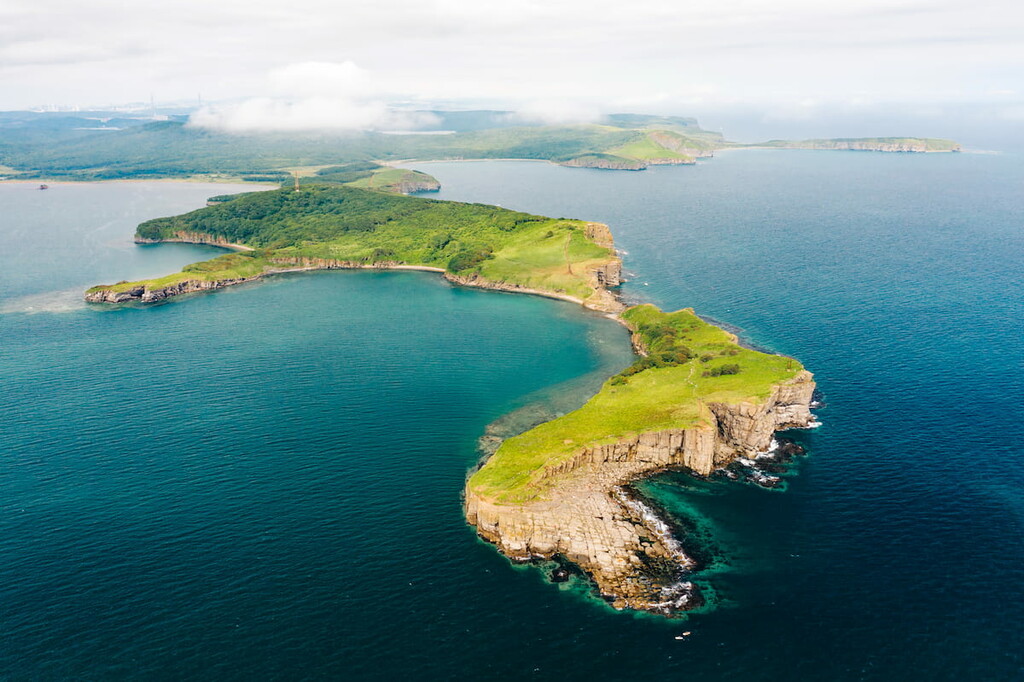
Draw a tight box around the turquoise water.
[2,148,1023,680]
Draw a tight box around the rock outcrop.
[84,277,258,303]
[464,370,816,613]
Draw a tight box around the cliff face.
[464,370,815,613]
[561,156,647,171]
[390,178,441,194]
[560,155,697,170]
[135,231,253,251]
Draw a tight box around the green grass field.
[347,167,438,191]
[609,135,693,162]
[468,306,803,503]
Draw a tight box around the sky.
[1,0,1022,139]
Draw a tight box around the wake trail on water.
[1,288,88,314]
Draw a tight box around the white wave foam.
[613,487,695,568]
[756,438,780,458]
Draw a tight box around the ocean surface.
[2,150,1022,679]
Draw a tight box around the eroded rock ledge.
[464,370,815,613]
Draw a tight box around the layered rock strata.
[135,231,254,251]
[464,370,815,613]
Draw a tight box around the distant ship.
[38,184,48,190]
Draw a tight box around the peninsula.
[84,180,815,614]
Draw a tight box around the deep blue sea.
[2,150,1022,680]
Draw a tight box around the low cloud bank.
[188,60,438,133]
[507,99,604,125]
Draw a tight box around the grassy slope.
[347,168,438,191]
[468,305,803,503]
[88,185,613,302]
[609,135,693,162]
[1,121,725,179]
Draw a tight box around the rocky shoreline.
[464,370,815,613]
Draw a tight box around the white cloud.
[509,100,605,125]
[2,0,1023,116]
[189,96,388,132]
[267,61,377,99]
[188,61,439,132]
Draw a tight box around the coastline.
[81,203,813,618]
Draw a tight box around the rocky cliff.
[84,276,259,303]
[134,231,254,251]
[390,177,442,194]
[560,155,647,171]
[464,370,815,613]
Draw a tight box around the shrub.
[368,247,396,261]
[448,246,494,272]
[704,363,742,377]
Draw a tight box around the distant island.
[83,175,815,614]
[743,137,961,153]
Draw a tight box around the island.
[84,179,815,614]
[743,137,961,153]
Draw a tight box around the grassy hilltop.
[469,305,803,503]
[88,183,614,304]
